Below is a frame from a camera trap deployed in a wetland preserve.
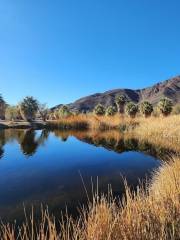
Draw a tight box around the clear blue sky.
[0,0,180,107]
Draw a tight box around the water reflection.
[0,129,176,160]
[20,130,39,156]
[0,128,165,223]
[0,129,50,157]
[0,130,5,159]
[53,130,176,161]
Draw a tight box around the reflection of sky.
[0,132,160,173]
[0,130,160,221]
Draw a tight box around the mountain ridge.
[53,75,180,112]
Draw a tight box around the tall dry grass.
[133,115,180,153]
[48,114,180,152]
[47,113,140,131]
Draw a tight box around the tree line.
[0,94,179,122]
[0,95,49,122]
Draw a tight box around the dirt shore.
[0,120,46,129]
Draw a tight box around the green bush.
[19,96,39,121]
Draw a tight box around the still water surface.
[0,129,163,222]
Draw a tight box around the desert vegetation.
[45,95,177,132]
[0,93,178,128]
[115,95,127,114]
[0,94,6,120]
[157,98,173,116]
[0,95,49,123]
[140,101,154,117]
[93,104,106,116]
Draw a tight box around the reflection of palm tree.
[114,139,125,153]
[124,138,138,151]
[0,130,5,159]
[20,129,50,157]
[72,130,175,160]
[61,136,68,142]
[37,129,50,145]
[0,147,4,159]
[20,130,39,156]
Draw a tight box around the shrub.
[140,101,153,117]
[105,106,117,116]
[19,96,39,121]
[93,104,105,116]
[38,103,49,121]
[125,102,138,118]
[0,94,6,120]
[115,95,127,114]
[157,98,173,116]
[5,105,20,121]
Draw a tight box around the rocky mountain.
[53,76,180,112]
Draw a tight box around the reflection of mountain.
[53,130,176,160]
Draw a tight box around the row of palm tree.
[93,95,173,117]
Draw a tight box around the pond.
[0,129,168,223]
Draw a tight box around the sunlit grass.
[48,114,180,152]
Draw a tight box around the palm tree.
[125,102,138,118]
[140,101,153,117]
[105,106,117,116]
[93,104,105,116]
[157,98,173,116]
[115,95,126,114]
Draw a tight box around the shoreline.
[0,120,47,129]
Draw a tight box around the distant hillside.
[53,76,180,112]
